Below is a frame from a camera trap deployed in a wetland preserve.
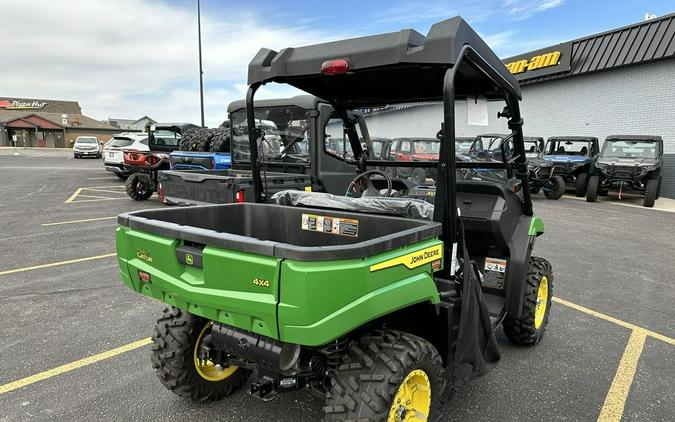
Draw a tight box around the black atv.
[587,135,664,207]
[525,137,565,200]
[544,136,599,197]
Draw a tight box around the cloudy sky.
[2,0,672,127]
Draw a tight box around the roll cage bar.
[243,17,532,279]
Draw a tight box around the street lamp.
[197,0,205,127]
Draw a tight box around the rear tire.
[151,307,250,401]
[125,173,153,200]
[575,172,589,197]
[586,175,599,202]
[503,257,553,346]
[643,178,658,208]
[411,168,427,185]
[324,330,445,422]
[543,176,565,200]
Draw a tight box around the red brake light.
[235,190,245,203]
[138,271,151,283]
[158,183,165,203]
[211,158,216,169]
[321,59,350,75]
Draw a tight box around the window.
[324,116,363,161]
[110,137,134,148]
[231,106,310,164]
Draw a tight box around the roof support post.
[246,82,264,203]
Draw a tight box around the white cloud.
[504,0,565,19]
[1,0,340,127]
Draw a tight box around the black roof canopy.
[248,17,521,107]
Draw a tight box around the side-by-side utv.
[587,135,663,207]
[116,17,553,421]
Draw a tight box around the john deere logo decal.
[185,253,194,265]
[505,51,561,74]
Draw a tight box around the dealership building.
[366,13,675,198]
[0,97,124,148]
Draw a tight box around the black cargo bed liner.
[118,203,441,261]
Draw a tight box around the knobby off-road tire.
[575,172,589,197]
[180,128,213,152]
[503,257,553,346]
[208,128,231,153]
[151,307,250,402]
[324,330,445,422]
[544,176,565,200]
[586,175,600,202]
[643,178,658,208]
[125,173,153,200]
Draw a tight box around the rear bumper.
[105,164,128,174]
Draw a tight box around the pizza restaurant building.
[0,98,121,148]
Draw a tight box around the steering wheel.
[346,170,393,198]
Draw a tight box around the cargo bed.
[116,203,443,345]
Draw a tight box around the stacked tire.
[178,127,231,153]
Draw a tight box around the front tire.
[643,178,658,208]
[586,175,600,202]
[575,172,589,197]
[151,307,250,401]
[324,330,445,422]
[543,176,565,200]
[503,257,553,346]
[125,173,153,200]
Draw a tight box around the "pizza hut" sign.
[0,100,48,110]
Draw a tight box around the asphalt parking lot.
[0,150,673,422]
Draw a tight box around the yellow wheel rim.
[388,369,431,422]
[193,321,238,382]
[534,276,549,329]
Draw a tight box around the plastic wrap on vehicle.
[271,190,435,220]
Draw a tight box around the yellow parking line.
[597,329,647,422]
[42,216,117,226]
[0,338,152,395]
[64,188,83,203]
[553,297,675,346]
[0,253,116,276]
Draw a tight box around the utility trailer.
[117,16,554,421]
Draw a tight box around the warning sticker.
[302,213,359,237]
[483,257,507,289]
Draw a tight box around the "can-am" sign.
[505,51,561,74]
[502,42,572,81]
[0,100,48,110]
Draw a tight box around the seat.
[272,190,434,220]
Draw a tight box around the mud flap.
[452,219,501,384]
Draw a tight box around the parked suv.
[102,133,149,180]
[544,136,599,196]
[587,135,663,207]
[73,136,101,158]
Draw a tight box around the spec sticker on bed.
[301,213,359,237]
[483,257,507,289]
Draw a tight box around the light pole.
[197,0,205,127]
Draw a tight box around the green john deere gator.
[116,16,553,421]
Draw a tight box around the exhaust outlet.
[211,323,301,372]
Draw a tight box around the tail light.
[138,271,151,283]
[158,182,165,203]
[321,59,350,75]
[210,158,216,169]
[235,190,245,203]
